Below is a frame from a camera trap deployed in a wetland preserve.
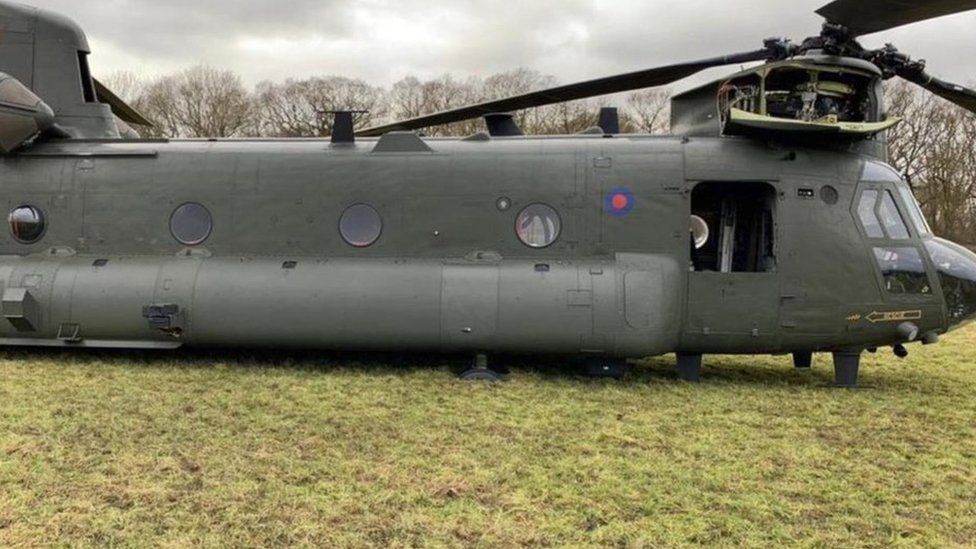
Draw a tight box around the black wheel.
[457,368,504,382]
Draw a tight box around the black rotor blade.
[817,0,976,36]
[901,70,976,114]
[357,49,772,137]
[93,78,155,127]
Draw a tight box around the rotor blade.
[901,70,976,114]
[92,78,155,127]
[356,49,772,137]
[817,0,976,36]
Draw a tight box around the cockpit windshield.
[926,239,976,327]
[861,160,933,238]
[896,185,932,237]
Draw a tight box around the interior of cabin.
[691,182,777,273]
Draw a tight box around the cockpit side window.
[878,191,910,240]
[874,247,932,295]
[857,190,884,238]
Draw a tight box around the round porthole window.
[690,215,710,249]
[8,205,46,244]
[340,204,382,248]
[170,202,213,246]
[821,185,839,206]
[515,203,561,248]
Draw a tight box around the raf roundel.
[605,188,636,217]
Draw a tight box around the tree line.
[885,81,976,245]
[105,66,976,244]
[104,66,672,140]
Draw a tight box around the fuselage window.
[878,191,910,240]
[8,205,46,244]
[170,202,213,246]
[820,185,839,206]
[339,204,382,248]
[874,247,931,295]
[690,182,776,273]
[857,190,884,238]
[515,204,561,249]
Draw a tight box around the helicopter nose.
[925,238,976,330]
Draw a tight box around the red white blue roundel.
[605,188,635,217]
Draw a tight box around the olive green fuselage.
[0,134,957,357]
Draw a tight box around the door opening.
[691,182,776,273]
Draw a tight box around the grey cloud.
[25,0,976,90]
[31,0,357,63]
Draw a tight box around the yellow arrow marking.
[865,310,922,324]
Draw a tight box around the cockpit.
[927,239,976,329]
[859,161,976,330]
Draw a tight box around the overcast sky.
[26,0,976,94]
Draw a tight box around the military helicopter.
[0,0,975,386]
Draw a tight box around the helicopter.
[0,0,975,386]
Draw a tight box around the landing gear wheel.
[457,368,505,382]
[457,353,505,382]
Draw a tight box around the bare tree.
[388,75,482,136]
[100,71,147,104]
[170,66,255,137]
[99,71,167,137]
[885,81,947,187]
[886,81,976,242]
[134,76,183,138]
[382,69,601,136]
[478,69,600,135]
[624,89,672,134]
[256,77,387,137]
[529,101,597,135]
[122,67,254,138]
[482,69,557,133]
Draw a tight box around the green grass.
[1,328,975,548]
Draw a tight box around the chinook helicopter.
[0,0,975,386]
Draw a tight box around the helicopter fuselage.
[2,134,972,358]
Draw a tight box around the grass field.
[1,327,975,548]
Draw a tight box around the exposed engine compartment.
[719,64,878,129]
[669,55,896,151]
